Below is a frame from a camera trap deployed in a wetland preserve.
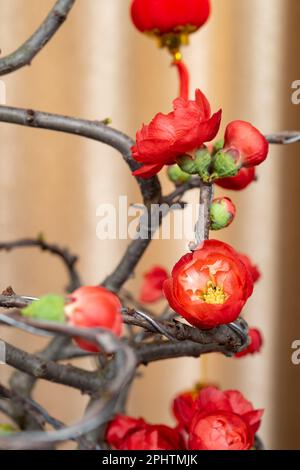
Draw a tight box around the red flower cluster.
[163,240,254,329]
[132,90,268,180]
[139,266,169,303]
[131,0,211,35]
[106,415,183,450]
[235,328,263,358]
[132,89,222,178]
[65,286,123,352]
[174,386,263,450]
[106,386,263,450]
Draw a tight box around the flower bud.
[65,286,123,352]
[212,149,240,179]
[167,165,191,185]
[210,197,236,230]
[177,149,212,181]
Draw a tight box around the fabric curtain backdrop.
[0,0,299,449]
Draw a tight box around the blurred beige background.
[0,0,300,449]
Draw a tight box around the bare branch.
[4,341,104,394]
[0,332,137,450]
[0,105,161,205]
[0,0,76,76]
[0,236,81,292]
[266,131,300,145]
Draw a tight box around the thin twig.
[0,0,77,76]
[266,131,300,145]
[0,237,81,292]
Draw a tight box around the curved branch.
[0,0,76,76]
[0,237,81,292]
[0,105,161,204]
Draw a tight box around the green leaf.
[21,295,65,323]
[0,424,16,435]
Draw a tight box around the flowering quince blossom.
[216,167,256,190]
[139,266,169,303]
[132,89,222,178]
[174,386,263,450]
[131,0,211,36]
[65,286,122,352]
[163,240,254,329]
[106,415,183,450]
[235,328,263,358]
[224,120,269,168]
[238,253,261,283]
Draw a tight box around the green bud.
[177,149,212,182]
[210,197,236,230]
[22,294,66,323]
[194,149,212,182]
[212,149,240,179]
[212,139,225,154]
[176,154,199,175]
[167,164,191,185]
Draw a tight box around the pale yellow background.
[0,0,300,449]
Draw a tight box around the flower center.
[201,281,227,305]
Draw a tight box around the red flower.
[235,328,263,358]
[238,253,261,283]
[139,266,169,303]
[174,386,263,450]
[224,121,269,168]
[163,240,254,329]
[189,411,254,450]
[132,89,222,178]
[216,167,256,190]
[65,286,122,352]
[106,415,183,450]
[131,0,210,35]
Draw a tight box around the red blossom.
[132,89,222,178]
[163,240,254,329]
[216,167,256,190]
[139,266,169,303]
[235,328,263,358]
[238,253,261,283]
[65,286,122,352]
[131,0,211,35]
[224,121,269,168]
[174,386,263,450]
[106,415,183,450]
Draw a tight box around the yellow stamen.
[201,281,227,305]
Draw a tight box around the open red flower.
[174,386,263,450]
[238,253,261,283]
[131,0,210,35]
[216,167,256,190]
[235,328,263,358]
[65,286,122,352]
[163,240,254,329]
[106,415,183,450]
[132,89,222,178]
[224,121,269,168]
[139,266,169,303]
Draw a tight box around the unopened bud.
[212,149,241,179]
[167,164,191,185]
[210,197,236,230]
